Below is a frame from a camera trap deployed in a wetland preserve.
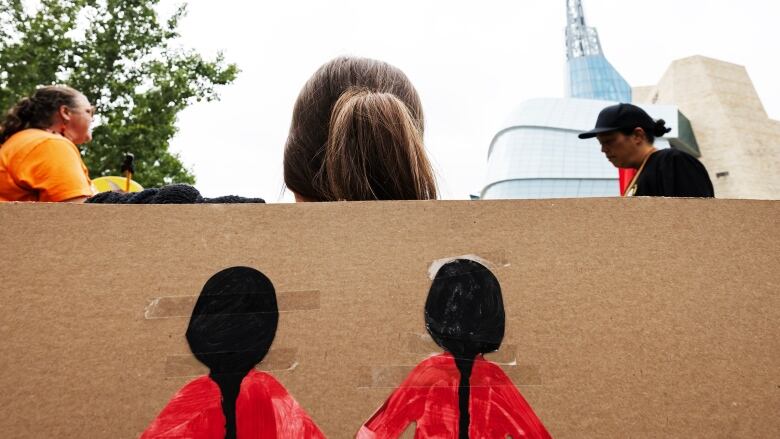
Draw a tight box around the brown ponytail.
[284,57,438,201]
[316,88,437,201]
[0,85,80,144]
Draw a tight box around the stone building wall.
[634,56,779,199]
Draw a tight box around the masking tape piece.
[356,363,540,388]
[145,290,320,319]
[428,251,510,280]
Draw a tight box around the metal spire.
[566,0,603,59]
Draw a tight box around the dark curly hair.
[0,85,81,144]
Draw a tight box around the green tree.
[0,0,238,187]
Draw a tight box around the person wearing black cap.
[579,103,714,197]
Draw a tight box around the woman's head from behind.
[284,57,437,201]
[0,85,94,145]
[425,259,505,359]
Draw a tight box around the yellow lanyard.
[623,150,657,197]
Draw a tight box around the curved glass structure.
[480,1,634,200]
[481,99,675,200]
[479,1,698,200]
[485,179,617,199]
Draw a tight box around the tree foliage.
[0,0,238,186]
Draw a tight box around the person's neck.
[630,145,657,169]
[45,127,64,137]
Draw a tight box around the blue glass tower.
[564,0,632,102]
[480,0,696,200]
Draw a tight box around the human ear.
[633,128,646,144]
[59,105,71,123]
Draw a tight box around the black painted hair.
[424,258,505,438]
[620,118,671,145]
[186,266,279,439]
[425,259,505,357]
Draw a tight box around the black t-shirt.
[634,148,714,197]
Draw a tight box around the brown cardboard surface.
[0,198,777,438]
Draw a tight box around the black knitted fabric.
[86,184,265,204]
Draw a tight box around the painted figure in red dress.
[358,259,552,439]
[141,266,324,439]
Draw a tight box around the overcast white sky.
[161,0,780,200]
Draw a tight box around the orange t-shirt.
[0,129,95,202]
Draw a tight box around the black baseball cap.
[578,103,655,139]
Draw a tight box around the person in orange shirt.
[0,85,96,202]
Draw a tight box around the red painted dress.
[141,370,324,438]
[358,353,551,439]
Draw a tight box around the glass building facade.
[563,0,631,102]
[481,98,696,199]
[565,55,632,102]
[482,99,676,199]
[480,0,693,200]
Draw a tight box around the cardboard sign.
[0,199,777,438]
